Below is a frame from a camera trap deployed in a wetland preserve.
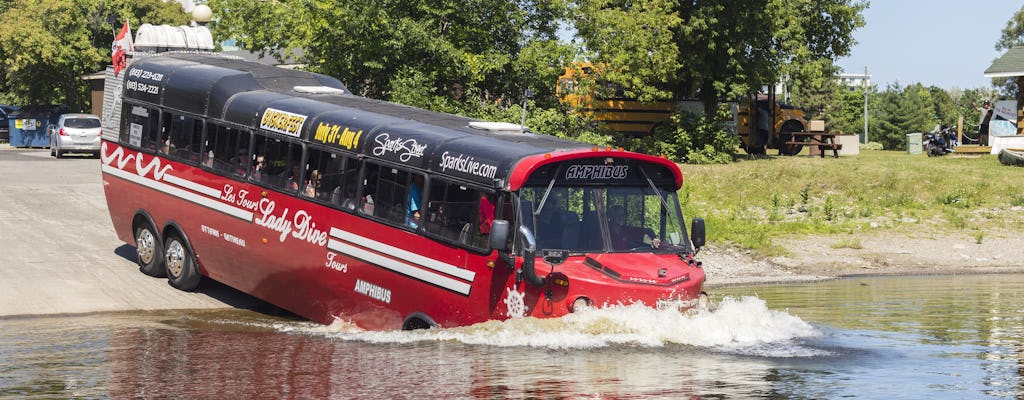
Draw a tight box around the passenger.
[341,186,358,210]
[250,155,265,181]
[607,205,660,250]
[304,170,321,197]
[478,192,495,235]
[203,150,214,168]
[406,175,424,228]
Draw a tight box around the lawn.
[678,149,1024,256]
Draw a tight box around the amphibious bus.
[100,52,707,330]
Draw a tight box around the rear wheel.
[135,224,165,277]
[165,234,201,291]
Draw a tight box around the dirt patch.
[701,231,1024,288]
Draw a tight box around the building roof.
[984,46,1024,78]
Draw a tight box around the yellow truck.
[558,62,809,155]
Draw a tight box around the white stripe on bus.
[162,173,222,198]
[327,238,472,296]
[102,164,254,222]
[329,227,476,282]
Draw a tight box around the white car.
[50,113,101,158]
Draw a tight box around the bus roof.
[122,52,681,190]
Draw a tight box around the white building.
[837,73,871,88]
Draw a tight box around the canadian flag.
[111,20,134,76]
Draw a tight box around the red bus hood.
[579,252,697,286]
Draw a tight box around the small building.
[983,47,1024,153]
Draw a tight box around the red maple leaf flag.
[111,20,134,76]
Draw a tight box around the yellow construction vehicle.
[558,62,808,155]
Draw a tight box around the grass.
[678,149,1024,256]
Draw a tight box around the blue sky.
[837,0,1023,90]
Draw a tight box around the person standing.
[977,100,992,145]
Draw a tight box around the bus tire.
[165,233,201,291]
[402,312,438,330]
[135,223,165,277]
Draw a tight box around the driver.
[607,205,660,250]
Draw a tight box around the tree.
[0,0,188,109]
[870,83,933,150]
[824,83,867,136]
[995,5,1024,99]
[570,0,865,162]
[573,0,866,114]
[210,0,572,108]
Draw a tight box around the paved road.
[0,145,256,318]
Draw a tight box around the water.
[2,274,1023,399]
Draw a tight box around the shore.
[702,231,1024,287]
[1,144,1021,319]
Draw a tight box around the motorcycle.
[923,125,957,157]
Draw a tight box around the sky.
[837,0,1023,90]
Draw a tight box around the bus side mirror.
[488,220,510,250]
[517,225,544,287]
[690,218,706,250]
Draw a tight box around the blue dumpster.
[8,105,68,148]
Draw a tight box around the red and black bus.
[100,52,707,330]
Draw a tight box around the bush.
[862,141,884,150]
[615,105,738,164]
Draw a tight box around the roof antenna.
[520,89,533,133]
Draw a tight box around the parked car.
[49,113,101,158]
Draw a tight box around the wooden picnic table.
[786,132,843,158]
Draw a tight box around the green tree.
[571,0,865,161]
[789,58,842,121]
[0,0,187,109]
[211,0,572,108]
[573,0,866,113]
[870,83,933,150]
[993,4,1024,97]
[827,84,867,136]
[926,85,956,129]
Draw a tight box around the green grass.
[678,150,1024,256]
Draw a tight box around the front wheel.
[165,234,201,291]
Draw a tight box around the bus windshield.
[518,185,690,254]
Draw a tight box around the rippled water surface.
[2,274,1023,399]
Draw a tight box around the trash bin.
[906,132,922,155]
[8,105,67,148]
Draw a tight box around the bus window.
[360,162,420,228]
[519,187,585,251]
[304,147,347,202]
[163,113,203,163]
[332,158,362,211]
[204,123,250,177]
[425,179,492,249]
[252,133,302,192]
[122,104,161,151]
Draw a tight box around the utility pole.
[863,66,869,144]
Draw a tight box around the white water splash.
[244,296,824,357]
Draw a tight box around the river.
[2,273,1022,399]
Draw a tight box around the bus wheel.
[165,234,201,291]
[135,224,165,277]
